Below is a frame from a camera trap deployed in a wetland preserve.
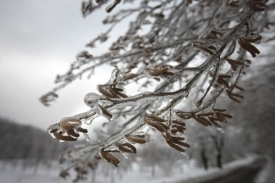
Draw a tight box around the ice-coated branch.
[41,0,273,181]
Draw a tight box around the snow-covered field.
[0,156,267,183]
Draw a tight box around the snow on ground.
[1,160,195,183]
[0,156,263,183]
[172,156,260,183]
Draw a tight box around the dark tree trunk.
[213,135,223,169]
[201,148,208,170]
[217,151,222,169]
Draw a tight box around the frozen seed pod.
[106,0,121,13]
[84,93,100,108]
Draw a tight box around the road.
[179,157,266,183]
[196,165,262,183]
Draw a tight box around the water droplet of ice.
[138,131,146,136]
[217,127,224,133]
[47,123,59,134]
[83,133,90,142]
[210,64,216,72]
[186,96,195,106]
[220,96,228,101]
[81,118,87,123]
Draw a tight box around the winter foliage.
[40,0,275,181]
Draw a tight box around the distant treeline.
[0,117,73,160]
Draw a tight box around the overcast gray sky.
[0,0,117,130]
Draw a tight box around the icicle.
[181,152,190,159]
[133,131,145,137]
[83,113,100,125]
[121,153,128,159]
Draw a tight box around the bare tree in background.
[40,0,274,181]
[223,50,275,181]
